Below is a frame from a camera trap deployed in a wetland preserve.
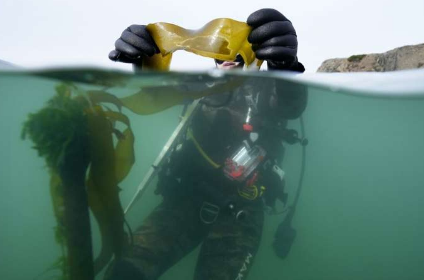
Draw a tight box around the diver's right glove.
[108,25,159,65]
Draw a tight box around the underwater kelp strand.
[22,84,94,280]
[85,105,127,274]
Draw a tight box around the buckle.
[199,202,220,224]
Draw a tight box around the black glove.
[108,25,159,64]
[247,8,304,71]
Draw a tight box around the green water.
[0,68,423,280]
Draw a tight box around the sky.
[0,0,423,73]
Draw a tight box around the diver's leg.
[105,197,207,280]
[193,204,264,280]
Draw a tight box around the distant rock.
[0,59,18,70]
[317,43,424,72]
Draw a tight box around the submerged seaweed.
[22,84,89,170]
[22,83,135,280]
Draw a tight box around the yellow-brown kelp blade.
[144,18,261,70]
[85,106,125,274]
[120,77,245,115]
[103,111,135,183]
[87,90,123,112]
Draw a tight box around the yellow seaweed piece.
[103,110,131,127]
[144,18,262,70]
[86,90,123,112]
[87,106,117,188]
[83,92,135,183]
[103,111,135,183]
[113,128,135,183]
[85,106,125,274]
[87,177,118,275]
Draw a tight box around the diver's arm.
[108,24,159,71]
[276,81,308,119]
[274,58,308,120]
[247,8,307,119]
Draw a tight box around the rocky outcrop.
[317,43,424,72]
[0,59,18,70]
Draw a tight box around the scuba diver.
[106,8,307,280]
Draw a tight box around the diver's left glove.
[108,24,160,65]
[247,8,305,72]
